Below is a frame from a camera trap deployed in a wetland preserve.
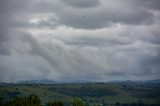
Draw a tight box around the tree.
[9,97,24,106]
[32,95,41,106]
[27,95,41,106]
[72,98,84,106]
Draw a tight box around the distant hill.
[113,79,160,84]
[18,79,91,84]
[17,79,160,84]
[18,79,57,84]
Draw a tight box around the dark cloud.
[145,0,160,10]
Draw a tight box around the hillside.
[0,82,160,105]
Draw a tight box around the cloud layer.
[0,0,160,82]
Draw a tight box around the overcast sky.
[0,0,160,82]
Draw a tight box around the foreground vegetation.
[0,82,160,106]
[1,95,160,106]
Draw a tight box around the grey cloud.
[0,33,59,82]
[0,0,30,14]
[0,0,160,82]
[106,72,125,76]
[26,33,160,81]
[0,30,160,82]
[56,0,153,29]
[61,0,100,8]
[0,42,11,55]
[30,15,60,29]
[0,0,155,30]
[16,0,153,29]
[65,36,132,47]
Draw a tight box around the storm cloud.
[0,0,160,82]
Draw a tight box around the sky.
[0,0,160,82]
